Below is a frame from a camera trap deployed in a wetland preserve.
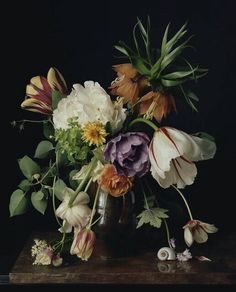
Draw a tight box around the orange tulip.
[97,164,133,197]
[139,91,177,122]
[21,67,68,115]
[109,63,146,104]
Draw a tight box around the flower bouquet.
[10,18,218,266]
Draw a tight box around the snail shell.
[157,247,176,261]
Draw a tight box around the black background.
[0,0,236,284]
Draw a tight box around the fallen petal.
[195,256,212,261]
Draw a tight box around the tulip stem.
[128,117,159,131]
[84,177,93,193]
[88,186,101,228]
[52,176,62,227]
[69,157,98,206]
[163,219,172,248]
[144,179,172,248]
[172,185,194,220]
[60,232,66,253]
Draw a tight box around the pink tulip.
[70,229,96,261]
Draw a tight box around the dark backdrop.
[1,0,236,271]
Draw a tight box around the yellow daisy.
[82,122,107,147]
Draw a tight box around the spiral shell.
[157,247,176,261]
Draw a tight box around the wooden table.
[8,231,236,285]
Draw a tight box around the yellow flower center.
[82,122,107,147]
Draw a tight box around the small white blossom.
[31,239,48,257]
[177,249,192,262]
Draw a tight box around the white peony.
[53,81,126,131]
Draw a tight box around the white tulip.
[55,188,92,231]
[149,127,216,189]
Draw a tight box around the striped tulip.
[21,67,68,115]
[149,127,216,189]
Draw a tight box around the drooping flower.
[55,188,92,231]
[70,229,96,261]
[82,122,107,147]
[149,127,216,189]
[104,132,150,177]
[21,67,68,115]
[109,63,146,104]
[183,220,218,247]
[139,91,177,122]
[53,81,126,131]
[97,164,133,197]
[176,249,192,262]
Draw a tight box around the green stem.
[36,162,56,185]
[140,180,149,210]
[52,176,61,226]
[88,186,101,228]
[55,151,59,174]
[163,219,172,248]
[84,177,93,193]
[172,185,193,220]
[60,232,66,253]
[128,117,159,131]
[69,157,97,206]
[144,179,172,248]
[14,119,49,124]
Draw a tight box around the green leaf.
[119,41,136,56]
[31,190,48,214]
[136,208,169,229]
[131,58,150,75]
[9,189,29,217]
[52,91,66,110]
[150,57,162,77]
[137,17,148,39]
[180,85,198,112]
[133,22,140,55]
[165,23,187,53]
[161,79,186,87]
[161,23,170,55]
[114,45,129,56]
[162,67,198,80]
[18,179,31,192]
[193,132,215,142]
[34,141,54,159]
[43,121,54,140]
[187,91,199,101]
[161,36,192,71]
[18,156,41,181]
[54,179,67,201]
[105,121,114,136]
[69,170,79,189]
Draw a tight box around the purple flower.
[104,132,150,177]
